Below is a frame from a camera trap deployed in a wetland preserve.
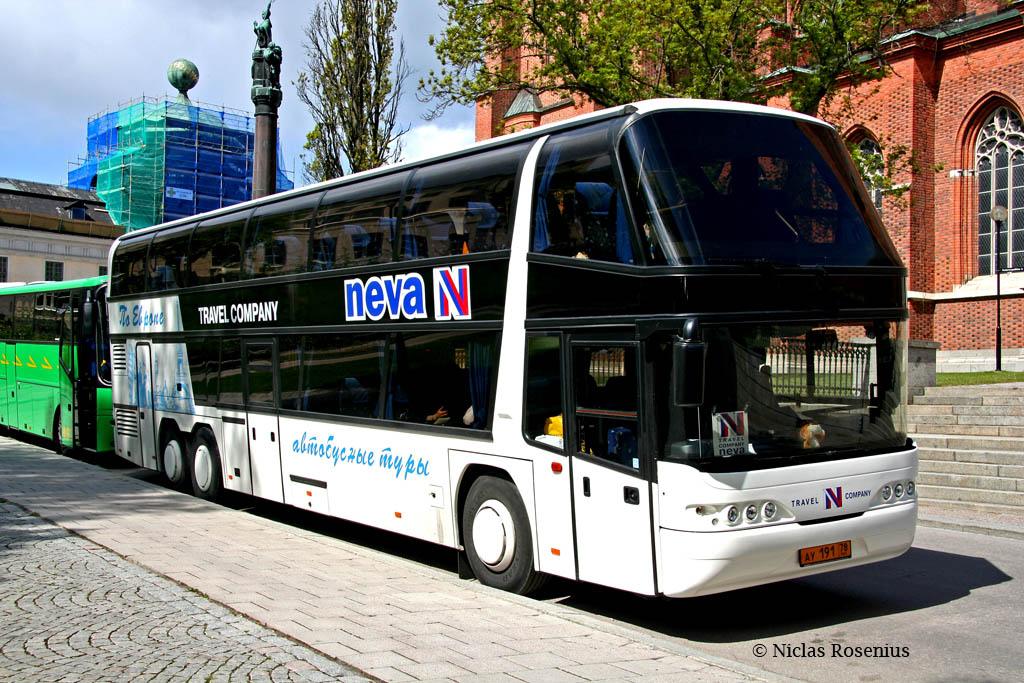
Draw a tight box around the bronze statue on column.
[251,1,282,199]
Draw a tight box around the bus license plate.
[799,540,851,567]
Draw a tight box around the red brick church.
[475,1,1024,372]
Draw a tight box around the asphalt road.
[86,447,1022,683]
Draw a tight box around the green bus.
[0,276,113,454]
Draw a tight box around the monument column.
[251,2,283,199]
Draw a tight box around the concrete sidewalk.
[0,437,775,683]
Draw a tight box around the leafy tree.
[297,0,410,182]
[421,0,928,118]
[420,0,766,119]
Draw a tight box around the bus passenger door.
[569,341,656,595]
[244,341,283,503]
[134,343,157,468]
[58,304,75,449]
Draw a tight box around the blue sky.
[0,1,475,188]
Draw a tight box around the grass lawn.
[936,371,1024,386]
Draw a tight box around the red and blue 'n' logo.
[719,411,745,437]
[433,265,472,320]
[825,487,843,509]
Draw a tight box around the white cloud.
[400,122,477,164]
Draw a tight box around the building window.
[98,265,108,276]
[0,256,7,283]
[857,138,884,211]
[976,106,1024,276]
[45,261,64,282]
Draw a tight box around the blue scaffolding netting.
[68,97,293,230]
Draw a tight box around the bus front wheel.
[161,430,189,489]
[462,476,544,595]
[189,429,222,502]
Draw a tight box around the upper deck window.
[312,173,406,271]
[401,142,529,260]
[189,211,250,286]
[244,195,318,279]
[110,237,151,296]
[619,111,899,267]
[532,122,636,265]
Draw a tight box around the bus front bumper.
[657,501,917,598]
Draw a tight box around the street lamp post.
[991,204,1008,372]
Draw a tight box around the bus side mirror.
[672,336,705,407]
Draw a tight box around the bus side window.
[111,236,151,296]
[399,142,529,261]
[313,173,405,270]
[525,336,564,450]
[149,224,194,291]
[218,339,243,405]
[0,295,13,339]
[385,331,496,429]
[244,195,318,279]
[189,339,220,406]
[189,212,249,286]
[533,123,636,265]
[13,294,33,340]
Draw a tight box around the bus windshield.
[620,111,899,267]
[654,320,908,469]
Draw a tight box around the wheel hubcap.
[194,444,212,490]
[472,499,515,572]
[163,440,183,481]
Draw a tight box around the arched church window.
[857,138,884,211]
[976,106,1024,275]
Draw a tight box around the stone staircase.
[908,384,1024,514]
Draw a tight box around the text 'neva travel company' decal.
[712,410,748,456]
[345,265,471,322]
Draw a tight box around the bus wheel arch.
[158,420,189,489]
[188,426,223,502]
[459,470,545,595]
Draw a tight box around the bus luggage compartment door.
[133,343,157,468]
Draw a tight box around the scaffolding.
[69,96,293,231]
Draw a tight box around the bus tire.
[462,476,545,595]
[189,429,222,502]
[52,410,65,455]
[160,429,190,490]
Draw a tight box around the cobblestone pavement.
[0,437,775,682]
[0,501,369,683]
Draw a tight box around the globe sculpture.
[168,59,199,104]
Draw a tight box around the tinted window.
[573,344,639,470]
[218,338,243,405]
[149,224,194,291]
[312,173,405,271]
[189,212,249,286]
[34,292,63,342]
[110,237,151,296]
[385,331,497,429]
[188,338,220,406]
[297,334,385,417]
[244,343,275,406]
[525,335,564,449]
[619,111,897,266]
[279,335,303,411]
[0,295,14,339]
[244,195,318,278]
[401,143,528,260]
[533,122,636,265]
[14,294,33,339]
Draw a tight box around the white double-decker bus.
[107,99,916,597]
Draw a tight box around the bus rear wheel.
[160,430,189,489]
[462,476,545,595]
[189,429,223,502]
